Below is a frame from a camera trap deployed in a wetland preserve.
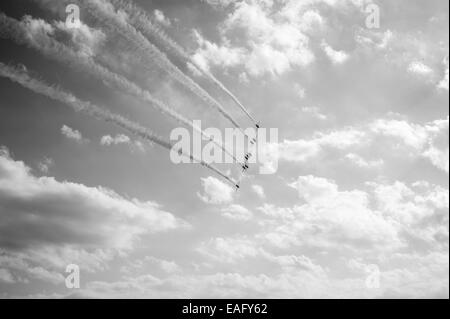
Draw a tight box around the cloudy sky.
[0,0,448,298]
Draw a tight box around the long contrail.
[0,62,239,188]
[110,0,257,125]
[84,0,247,132]
[0,12,239,164]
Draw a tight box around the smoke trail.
[0,62,171,150]
[0,62,239,188]
[0,12,239,163]
[110,0,257,125]
[84,0,246,132]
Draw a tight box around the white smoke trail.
[84,0,246,132]
[110,0,257,125]
[0,62,239,188]
[0,12,239,163]
[0,62,171,149]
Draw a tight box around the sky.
[0,0,448,298]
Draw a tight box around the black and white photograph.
[0,0,448,304]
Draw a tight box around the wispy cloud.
[321,41,350,65]
[61,125,86,143]
[198,176,234,204]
